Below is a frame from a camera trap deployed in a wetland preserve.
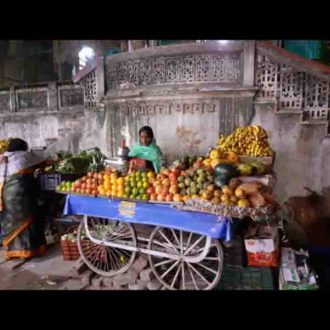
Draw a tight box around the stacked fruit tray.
[175,199,279,222]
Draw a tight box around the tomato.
[155,185,163,195]
[161,186,169,195]
[162,178,171,187]
[147,187,155,195]
[165,194,173,202]
[169,185,178,195]
[173,194,183,203]
[157,194,165,202]
[150,193,157,201]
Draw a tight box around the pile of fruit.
[0,139,9,154]
[217,125,274,157]
[55,125,277,211]
[101,170,153,200]
[56,181,75,193]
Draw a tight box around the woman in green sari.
[0,138,47,260]
[128,126,164,173]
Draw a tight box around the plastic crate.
[38,173,84,191]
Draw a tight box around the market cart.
[63,194,232,290]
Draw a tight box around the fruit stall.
[53,125,289,290]
[2,126,318,290]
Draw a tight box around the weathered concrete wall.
[0,109,86,151]
[252,104,329,201]
[77,92,255,163]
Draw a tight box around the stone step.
[300,119,328,125]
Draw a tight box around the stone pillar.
[95,56,105,100]
[149,40,157,48]
[48,82,58,111]
[9,87,16,112]
[128,40,133,52]
[243,40,256,87]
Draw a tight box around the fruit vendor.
[128,126,164,173]
[0,138,47,260]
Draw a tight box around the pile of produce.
[174,155,205,170]
[99,170,152,200]
[0,139,9,154]
[39,148,107,174]
[217,125,274,157]
[55,125,278,215]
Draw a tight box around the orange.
[117,177,125,185]
[117,191,124,198]
[117,184,125,193]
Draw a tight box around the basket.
[60,225,80,261]
[38,173,84,191]
[61,239,80,261]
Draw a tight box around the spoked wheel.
[148,227,223,290]
[77,216,137,277]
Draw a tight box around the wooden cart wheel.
[148,227,223,290]
[77,216,137,277]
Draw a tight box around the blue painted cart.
[64,194,233,290]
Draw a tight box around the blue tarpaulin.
[64,194,232,241]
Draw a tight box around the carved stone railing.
[104,41,250,94]
[255,41,330,122]
[72,57,104,108]
[0,82,84,113]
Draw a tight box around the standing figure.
[0,138,47,260]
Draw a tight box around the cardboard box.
[279,248,319,290]
[244,224,279,267]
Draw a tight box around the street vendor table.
[63,194,233,290]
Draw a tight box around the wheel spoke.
[188,265,199,290]
[152,239,179,252]
[196,262,218,276]
[159,230,179,254]
[181,262,186,290]
[185,232,193,249]
[184,235,205,256]
[160,260,180,279]
[204,257,220,261]
[170,263,182,289]
[187,263,211,286]
[179,231,183,254]
[170,229,180,249]
[154,259,176,268]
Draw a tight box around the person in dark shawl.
[0,138,47,260]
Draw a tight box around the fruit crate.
[239,153,276,168]
[38,173,84,191]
